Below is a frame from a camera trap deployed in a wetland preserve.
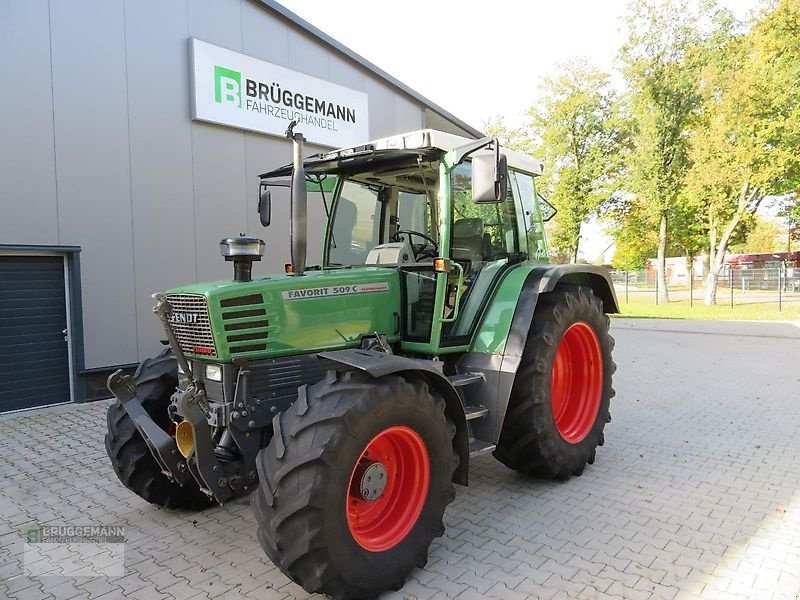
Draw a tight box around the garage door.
[0,256,70,412]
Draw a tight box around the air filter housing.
[220,236,265,282]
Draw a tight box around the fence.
[610,266,800,311]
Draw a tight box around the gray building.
[0,0,479,411]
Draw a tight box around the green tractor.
[105,125,617,599]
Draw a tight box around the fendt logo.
[170,312,199,325]
[214,65,241,108]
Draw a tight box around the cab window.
[397,191,431,237]
[327,180,382,266]
[450,162,519,272]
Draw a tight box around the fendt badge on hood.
[170,312,199,324]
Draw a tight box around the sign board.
[190,38,369,148]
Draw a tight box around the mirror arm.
[447,136,497,167]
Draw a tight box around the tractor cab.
[258,129,553,355]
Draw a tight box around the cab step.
[464,405,489,421]
[468,439,496,458]
[448,373,485,387]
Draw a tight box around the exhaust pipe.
[287,121,307,276]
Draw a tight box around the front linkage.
[107,294,258,503]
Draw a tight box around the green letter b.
[214,65,241,107]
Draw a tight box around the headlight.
[205,364,223,382]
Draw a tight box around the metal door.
[0,256,70,412]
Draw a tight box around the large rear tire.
[494,285,615,480]
[251,370,457,600]
[104,351,213,510]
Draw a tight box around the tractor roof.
[361,129,544,176]
[259,129,544,179]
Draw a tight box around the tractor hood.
[163,267,401,362]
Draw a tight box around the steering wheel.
[393,230,439,260]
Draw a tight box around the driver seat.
[452,218,485,271]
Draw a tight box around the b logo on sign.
[214,65,241,108]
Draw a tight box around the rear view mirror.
[472,153,507,203]
[258,186,271,227]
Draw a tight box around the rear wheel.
[104,351,213,510]
[494,285,615,480]
[251,370,457,600]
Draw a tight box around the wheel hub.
[357,461,388,502]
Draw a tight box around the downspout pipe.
[289,127,307,276]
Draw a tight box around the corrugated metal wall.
[0,0,427,370]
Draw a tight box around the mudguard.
[458,264,619,445]
[317,349,471,485]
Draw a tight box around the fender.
[526,264,619,313]
[505,264,619,359]
[317,348,471,485]
[458,264,619,445]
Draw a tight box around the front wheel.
[494,284,615,480]
[104,351,213,510]
[251,370,458,600]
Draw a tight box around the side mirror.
[472,153,508,203]
[258,186,271,227]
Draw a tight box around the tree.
[608,200,659,270]
[777,192,800,252]
[729,216,782,253]
[528,60,627,263]
[688,0,800,304]
[620,0,707,303]
[482,116,533,154]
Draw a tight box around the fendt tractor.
[105,124,618,599]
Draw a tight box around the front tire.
[104,351,213,510]
[251,370,457,600]
[494,285,615,480]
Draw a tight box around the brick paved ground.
[2,318,800,600]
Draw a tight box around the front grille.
[220,293,269,355]
[165,293,217,357]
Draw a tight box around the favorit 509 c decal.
[281,282,390,300]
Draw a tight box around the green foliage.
[619,0,705,218]
[528,60,628,262]
[669,190,708,258]
[729,216,783,253]
[482,116,535,155]
[684,0,800,301]
[778,192,800,249]
[484,0,800,286]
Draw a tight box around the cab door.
[438,161,523,348]
[400,160,524,355]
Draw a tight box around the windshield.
[326,160,439,266]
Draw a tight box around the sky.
[278,0,763,260]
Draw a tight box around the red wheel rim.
[551,322,603,443]
[346,426,430,552]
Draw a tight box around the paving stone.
[2,320,800,599]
